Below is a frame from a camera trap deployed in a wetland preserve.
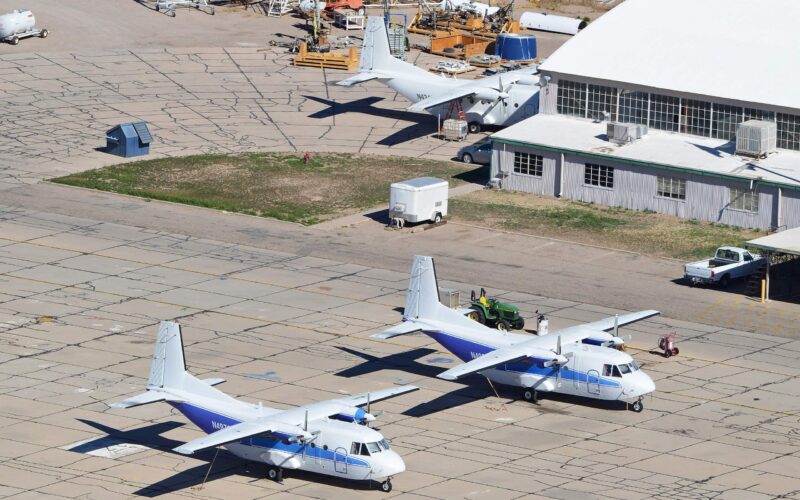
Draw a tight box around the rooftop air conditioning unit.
[736,120,777,158]
[607,122,647,145]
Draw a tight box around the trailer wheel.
[433,212,442,224]
[10,36,19,45]
[356,6,365,15]
[40,29,48,38]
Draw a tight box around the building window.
[744,108,775,122]
[729,187,758,212]
[618,90,648,125]
[584,163,614,188]
[777,113,800,151]
[556,80,586,117]
[587,84,617,121]
[681,99,711,137]
[649,94,680,132]
[513,152,543,176]
[656,176,686,200]
[712,104,743,140]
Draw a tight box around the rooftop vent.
[607,122,647,145]
[736,120,777,158]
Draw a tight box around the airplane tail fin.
[405,256,481,328]
[111,321,230,408]
[353,17,431,77]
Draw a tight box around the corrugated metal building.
[490,0,800,230]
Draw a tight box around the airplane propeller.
[365,393,382,427]
[543,335,573,388]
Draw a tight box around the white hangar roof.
[539,0,800,111]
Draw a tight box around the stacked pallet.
[294,43,359,70]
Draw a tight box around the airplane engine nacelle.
[332,407,375,424]
[582,330,624,348]
[0,10,35,38]
[472,89,505,102]
[515,76,539,86]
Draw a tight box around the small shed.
[746,227,800,302]
[106,121,152,157]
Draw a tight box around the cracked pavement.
[1,209,800,499]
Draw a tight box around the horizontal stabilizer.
[109,391,166,409]
[337,72,380,87]
[201,378,225,387]
[372,322,422,339]
[407,88,477,112]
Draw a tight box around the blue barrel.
[494,33,537,61]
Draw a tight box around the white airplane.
[110,321,417,492]
[374,256,658,412]
[337,17,541,133]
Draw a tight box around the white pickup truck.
[684,246,763,287]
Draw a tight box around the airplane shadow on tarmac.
[76,419,382,494]
[304,95,439,146]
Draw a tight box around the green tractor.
[467,288,525,331]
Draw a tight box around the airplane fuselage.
[385,74,540,128]
[169,400,405,483]
[423,329,655,402]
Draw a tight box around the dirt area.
[51,153,478,225]
[449,189,767,260]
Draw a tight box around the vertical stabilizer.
[404,256,490,329]
[359,17,433,77]
[148,321,187,389]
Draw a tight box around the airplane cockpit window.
[630,360,639,371]
[611,365,622,377]
[603,364,612,376]
[379,438,391,450]
[351,442,371,455]
[618,364,631,375]
[366,442,381,454]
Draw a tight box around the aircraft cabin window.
[611,365,622,377]
[603,364,612,376]
[619,364,631,375]
[367,442,381,454]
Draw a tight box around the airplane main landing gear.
[522,388,537,403]
[267,466,283,483]
[630,399,644,413]
[380,479,392,492]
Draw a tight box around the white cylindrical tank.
[519,12,587,35]
[0,9,35,38]
[298,0,325,14]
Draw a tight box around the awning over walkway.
[747,227,800,256]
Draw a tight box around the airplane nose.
[380,450,405,477]
[641,373,656,395]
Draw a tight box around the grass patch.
[450,190,766,260]
[52,153,479,225]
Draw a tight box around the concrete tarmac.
[0,3,799,499]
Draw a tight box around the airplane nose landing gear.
[380,479,392,492]
[630,399,644,412]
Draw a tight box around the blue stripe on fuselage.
[423,330,621,388]
[168,402,370,467]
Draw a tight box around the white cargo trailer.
[389,177,448,225]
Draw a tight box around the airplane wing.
[436,343,557,381]
[336,384,419,406]
[407,87,479,112]
[173,420,312,455]
[435,310,659,381]
[337,72,380,87]
[580,310,660,332]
